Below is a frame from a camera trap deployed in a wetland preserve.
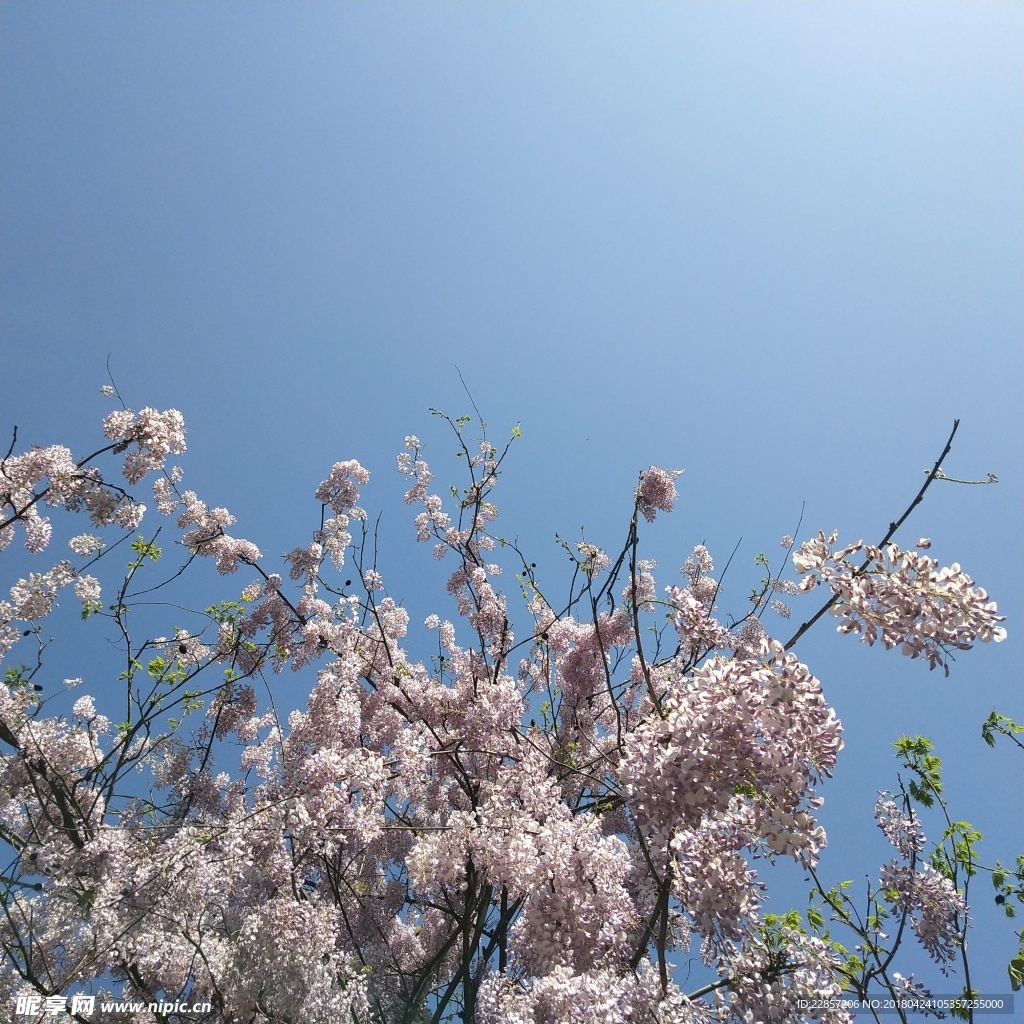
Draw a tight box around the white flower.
[69,534,104,556]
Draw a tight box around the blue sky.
[2,1,1022,1007]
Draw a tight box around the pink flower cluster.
[0,442,143,556]
[620,644,841,872]
[716,928,852,1024]
[880,861,966,967]
[664,585,730,662]
[794,532,1006,672]
[874,791,926,859]
[102,406,186,484]
[314,459,369,515]
[636,466,682,523]
[178,491,261,573]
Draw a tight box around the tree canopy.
[0,396,1018,1023]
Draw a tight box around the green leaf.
[843,953,866,976]
[130,535,162,562]
[1008,955,1024,992]
[4,664,30,687]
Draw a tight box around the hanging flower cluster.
[794,531,1006,673]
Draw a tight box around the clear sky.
[2,0,1022,1007]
